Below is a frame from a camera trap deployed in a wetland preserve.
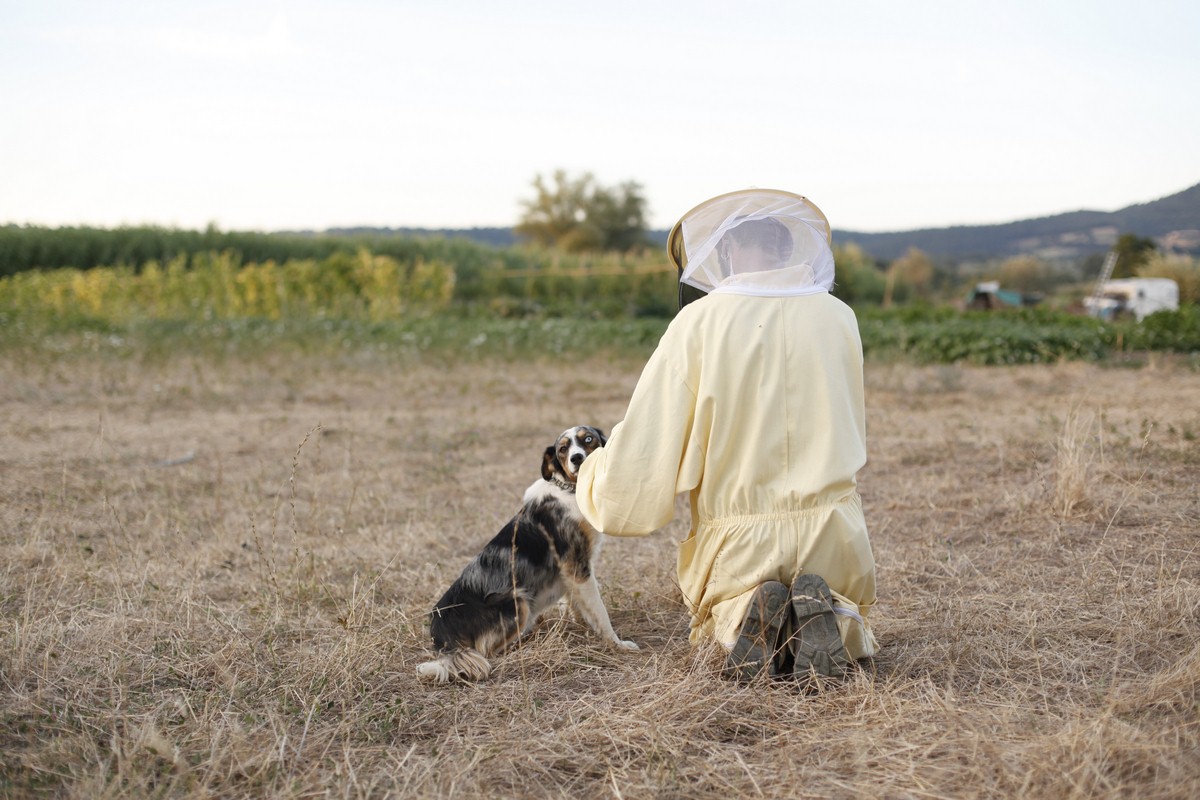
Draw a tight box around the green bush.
[1118,305,1200,352]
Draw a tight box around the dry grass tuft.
[1053,406,1099,518]
[2,348,1198,798]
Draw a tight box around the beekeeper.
[575,188,878,681]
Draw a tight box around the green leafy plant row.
[858,306,1200,363]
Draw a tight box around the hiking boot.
[723,581,791,682]
[787,573,852,681]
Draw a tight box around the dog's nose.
[571,454,584,466]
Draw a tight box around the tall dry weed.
[1052,407,1099,517]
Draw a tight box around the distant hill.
[832,182,1200,263]
[288,182,1200,264]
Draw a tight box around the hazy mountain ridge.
[287,182,1200,263]
[834,182,1200,262]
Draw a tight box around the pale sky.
[2,0,1198,234]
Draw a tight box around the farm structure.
[964,281,1043,311]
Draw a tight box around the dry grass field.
[2,338,1198,798]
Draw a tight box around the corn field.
[0,249,456,324]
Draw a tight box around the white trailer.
[1084,278,1179,321]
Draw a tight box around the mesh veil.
[668,189,834,300]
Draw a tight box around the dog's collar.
[549,476,577,493]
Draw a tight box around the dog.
[416,425,639,682]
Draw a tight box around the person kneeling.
[574,189,879,683]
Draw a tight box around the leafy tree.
[515,170,648,252]
[586,180,648,252]
[1080,252,1106,282]
[1112,232,1157,278]
[995,255,1051,293]
[884,247,934,306]
[831,242,886,305]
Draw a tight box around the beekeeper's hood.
[667,188,834,308]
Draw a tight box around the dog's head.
[542,425,607,485]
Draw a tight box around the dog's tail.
[415,648,491,683]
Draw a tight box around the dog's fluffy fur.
[416,426,638,682]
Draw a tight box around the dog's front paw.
[614,639,640,652]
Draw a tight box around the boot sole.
[789,574,852,679]
[724,582,790,682]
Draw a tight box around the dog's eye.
[558,445,568,453]
[584,436,593,444]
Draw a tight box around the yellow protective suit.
[576,291,877,659]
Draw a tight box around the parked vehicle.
[1084,278,1179,321]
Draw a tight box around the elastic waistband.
[701,491,860,530]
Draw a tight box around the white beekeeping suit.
[577,188,878,659]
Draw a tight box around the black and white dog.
[416,426,639,682]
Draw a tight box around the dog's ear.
[595,427,607,446]
[541,445,557,480]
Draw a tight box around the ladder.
[1088,251,1118,309]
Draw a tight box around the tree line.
[0,223,486,278]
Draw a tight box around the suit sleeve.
[575,332,699,537]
